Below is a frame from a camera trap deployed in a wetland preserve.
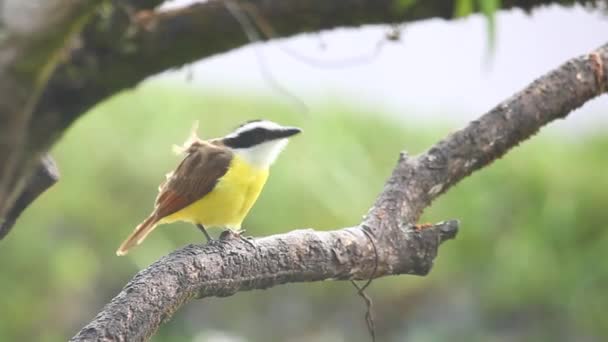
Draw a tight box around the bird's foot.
[196,224,213,243]
[220,229,256,248]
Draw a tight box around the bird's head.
[221,119,302,169]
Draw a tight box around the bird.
[116,119,302,256]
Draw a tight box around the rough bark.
[71,44,607,341]
[72,221,457,342]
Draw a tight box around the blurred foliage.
[0,82,607,341]
[455,0,475,17]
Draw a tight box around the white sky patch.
[153,4,608,134]
[158,0,208,10]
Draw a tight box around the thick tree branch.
[72,221,457,342]
[71,44,607,341]
[35,0,604,150]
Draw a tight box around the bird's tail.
[116,214,159,256]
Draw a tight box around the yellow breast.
[161,155,269,229]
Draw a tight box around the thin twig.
[223,0,309,114]
[241,2,387,69]
[351,226,379,342]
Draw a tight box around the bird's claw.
[219,229,256,248]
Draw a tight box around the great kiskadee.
[116,120,302,256]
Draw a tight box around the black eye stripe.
[223,127,290,148]
[224,128,265,148]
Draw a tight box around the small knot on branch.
[422,147,448,170]
[412,220,459,243]
[398,150,410,162]
[436,220,459,242]
[589,51,606,94]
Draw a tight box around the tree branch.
[36,0,602,146]
[0,154,59,239]
[71,43,607,341]
[72,221,457,342]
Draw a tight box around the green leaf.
[393,0,417,12]
[477,0,501,52]
[454,0,474,17]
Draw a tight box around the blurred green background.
[1,82,607,342]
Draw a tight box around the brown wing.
[116,141,232,255]
[153,141,232,219]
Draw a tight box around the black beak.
[279,127,302,138]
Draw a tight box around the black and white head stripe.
[223,120,302,149]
